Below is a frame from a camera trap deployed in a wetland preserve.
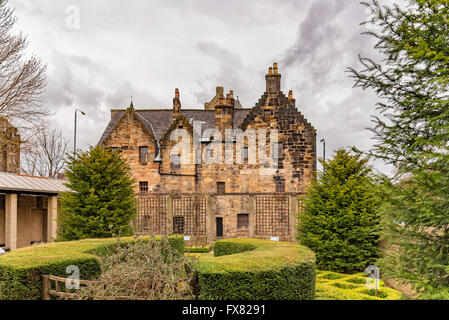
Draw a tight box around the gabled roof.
[0,172,70,195]
[98,108,252,146]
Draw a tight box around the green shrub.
[58,146,136,241]
[213,241,256,257]
[0,236,184,300]
[194,239,316,300]
[316,271,402,300]
[185,245,213,253]
[298,149,380,273]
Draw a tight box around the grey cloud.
[12,0,398,174]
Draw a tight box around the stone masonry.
[98,63,316,243]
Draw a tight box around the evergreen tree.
[298,149,380,273]
[57,146,136,241]
[349,0,449,297]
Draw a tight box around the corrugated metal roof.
[0,172,70,194]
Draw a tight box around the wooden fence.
[42,275,136,300]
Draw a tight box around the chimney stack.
[289,90,296,105]
[266,62,281,94]
[173,88,181,119]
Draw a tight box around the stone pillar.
[47,196,58,242]
[206,195,215,245]
[166,195,173,235]
[248,195,256,238]
[289,195,299,243]
[5,193,17,251]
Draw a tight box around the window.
[0,196,4,209]
[173,217,185,234]
[139,181,149,193]
[110,147,119,153]
[35,196,43,209]
[272,143,283,160]
[242,147,248,161]
[237,214,249,230]
[217,182,226,194]
[139,146,149,164]
[276,179,285,193]
[171,154,181,170]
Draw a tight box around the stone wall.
[135,193,301,244]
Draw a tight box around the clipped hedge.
[185,245,213,253]
[194,239,316,300]
[315,271,403,300]
[214,241,256,257]
[0,236,184,300]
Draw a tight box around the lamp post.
[320,138,326,162]
[74,108,86,155]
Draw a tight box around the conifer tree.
[349,0,449,297]
[57,147,136,241]
[298,149,380,273]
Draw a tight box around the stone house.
[98,63,316,243]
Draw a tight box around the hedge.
[185,245,213,253]
[315,271,403,300]
[213,241,256,257]
[194,239,316,300]
[0,235,184,300]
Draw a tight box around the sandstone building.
[98,64,316,243]
[0,117,21,174]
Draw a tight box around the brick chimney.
[266,62,281,93]
[173,88,181,119]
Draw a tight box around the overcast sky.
[13,0,398,173]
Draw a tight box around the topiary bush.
[185,245,213,253]
[213,241,256,257]
[315,271,403,300]
[57,146,137,241]
[298,149,380,273]
[194,239,316,300]
[0,236,184,300]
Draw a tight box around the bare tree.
[0,0,48,132]
[22,125,69,178]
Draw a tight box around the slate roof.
[0,172,70,194]
[98,108,252,145]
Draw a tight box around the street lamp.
[320,138,326,162]
[74,108,86,154]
